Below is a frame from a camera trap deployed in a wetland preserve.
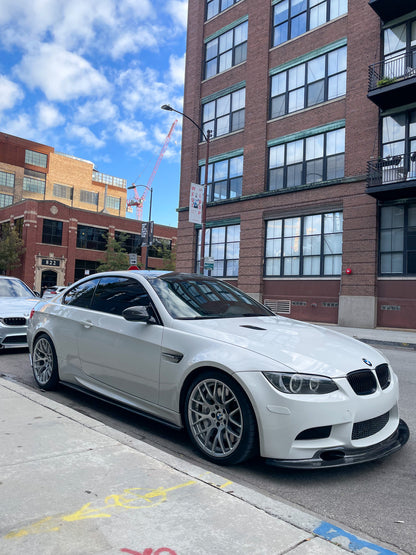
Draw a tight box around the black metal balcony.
[368,52,416,110]
[367,153,416,200]
[369,0,414,23]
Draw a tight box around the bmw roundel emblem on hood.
[362,358,372,366]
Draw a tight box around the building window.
[0,171,15,188]
[272,0,347,48]
[381,110,416,183]
[53,183,73,200]
[265,211,343,276]
[268,127,345,190]
[77,225,107,250]
[74,259,100,282]
[380,203,416,275]
[200,154,243,202]
[196,224,240,276]
[148,238,172,258]
[25,149,48,168]
[80,190,99,206]
[23,169,46,194]
[270,45,346,118]
[384,18,416,67]
[0,193,13,207]
[202,87,245,139]
[105,196,121,210]
[115,231,142,255]
[205,20,248,79]
[206,0,242,20]
[42,219,63,246]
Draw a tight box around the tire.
[184,370,258,465]
[32,334,59,390]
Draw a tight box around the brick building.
[0,132,128,216]
[0,199,177,292]
[0,133,177,291]
[176,0,416,329]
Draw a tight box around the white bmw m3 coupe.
[27,271,409,467]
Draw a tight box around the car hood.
[0,297,39,318]
[175,316,386,378]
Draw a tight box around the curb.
[356,338,416,351]
[1,377,402,555]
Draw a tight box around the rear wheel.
[32,334,59,390]
[184,370,258,465]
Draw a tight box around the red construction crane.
[127,119,178,220]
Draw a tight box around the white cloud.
[169,53,185,87]
[75,98,118,125]
[1,113,34,139]
[117,66,183,115]
[0,75,24,111]
[37,102,64,128]
[67,124,105,148]
[166,0,188,31]
[115,120,151,149]
[15,43,110,102]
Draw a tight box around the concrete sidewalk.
[0,378,401,555]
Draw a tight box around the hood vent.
[240,325,266,331]
[264,299,291,314]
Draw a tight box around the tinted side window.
[91,277,150,315]
[63,279,99,308]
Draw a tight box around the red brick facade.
[0,199,177,292]
[177,0,416,329]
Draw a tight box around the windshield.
[0,278,35,298]
[149,275,273,319]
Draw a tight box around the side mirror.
[122,305,153,323]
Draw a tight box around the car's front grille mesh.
[352,411,390,440]
[2,317,26,326]
[347,364,391,396]
[347,370,377,395]
[376,363,391,390]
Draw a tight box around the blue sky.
[0,0,188,228]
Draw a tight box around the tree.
[96,233,132,272]
[161,244,176,271]
[0,226,25,274]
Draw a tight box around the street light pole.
[161,104,212,275]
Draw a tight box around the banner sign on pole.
[189,183,204,224]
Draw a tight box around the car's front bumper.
[0,325,28,349]
[266,419,409,469]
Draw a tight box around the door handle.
[81,320,94,329]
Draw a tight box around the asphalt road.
[1,346,415,555]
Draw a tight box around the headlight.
[263,372,338,394]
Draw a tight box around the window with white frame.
[205,20,248,79]
[199,153,243,202]
[25,149,48,168]
[53,183,73,200]
[206,0,242,21]
[270,45,346,118]
[272,0,347,48]
[0,171,15,188]
[80,190,99,205]
[196,224,240,276]
[265,211,343,276]
[268,127,345,190]
[23,169,46,194]
[202,87,245,139]
[105,196,121,210]
[0,193,13,207]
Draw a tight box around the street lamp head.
[161,104,173,111]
